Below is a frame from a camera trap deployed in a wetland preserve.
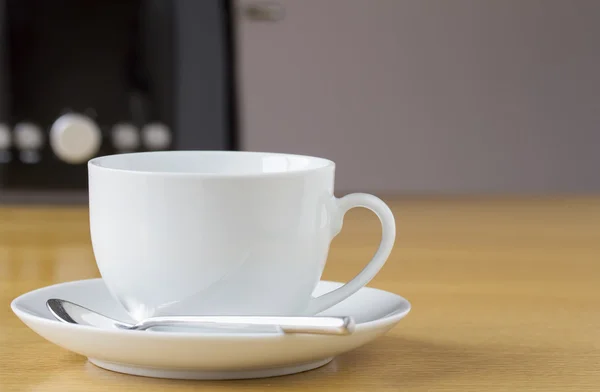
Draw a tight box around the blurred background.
[0,0,598,203]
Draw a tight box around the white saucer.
[11,279,410,380]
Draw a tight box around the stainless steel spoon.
[46,299,355,335]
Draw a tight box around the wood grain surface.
[0,197,599,391]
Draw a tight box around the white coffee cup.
[88,151,395,321]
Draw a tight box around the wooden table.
[1,198,599,391]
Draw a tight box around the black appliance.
[0,0,236,203]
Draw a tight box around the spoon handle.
[131,315,355,335]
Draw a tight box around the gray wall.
[236,0,600,194]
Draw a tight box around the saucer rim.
[11,278,411,339]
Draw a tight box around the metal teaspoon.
[46,299,355,335]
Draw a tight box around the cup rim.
[88,150,335,178]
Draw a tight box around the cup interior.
[89,151,333,176]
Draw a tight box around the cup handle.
[306,193,396,315]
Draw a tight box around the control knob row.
[112,122,172,151]
[0,115,172,164]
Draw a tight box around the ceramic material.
[88,151,396,321]
[11,279,411,380]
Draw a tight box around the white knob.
[0,124,11,149]
[50,113,101,164]
[142,123,171,150]
[111,123,139,151]
[14,122,44,150]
